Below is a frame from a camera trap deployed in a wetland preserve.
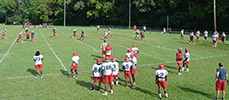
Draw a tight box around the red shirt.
[26,32,30,36]
[176,52,183,61]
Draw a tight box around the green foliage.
[133,0,156,12]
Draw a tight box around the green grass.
[0,25,229,100]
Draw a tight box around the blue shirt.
[217,68,227,81]
[31,32,34,37]
[82,31,84,34]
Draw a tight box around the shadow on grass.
[164,65,177,70]
[177,86,212,98]
[26,68,37,76]
[91,54,103,59]
[134,87,157,97]
[60,70,72,77]
[75,80,94,90]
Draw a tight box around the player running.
[91,58,102,92]
[212,32,217,47]
[33,51,44,78]
[176,47,184,75]
[196,30,200,42]
[79,30,85,41]
[131,51,137,85]
[111,57,119,86]
[16,31,23,43]
[189,32,194,44]
[221,32,226,44]
[215,62,228,100]
[104,31,108,40]
[1,28,7,39]
[204,30,208,41]
[108,28,112,36]
[31,30,35,42]
[102,57,113,95]
[71,52,79,79]
[100,40,107,59]
[135,29,140,39]
[180,29,184,39]
[51,28,56,38]
[72,28,77,38]
[155,64,169,99]
[105,43,113,60]
[123,57,135,89]
[140,31,145,40]
[181,48,190,72]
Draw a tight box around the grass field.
[0,25,228,100]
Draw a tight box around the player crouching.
[91,58,102,92]
[111,57,119,86]
[71,52,79,79]
[155,64,169,99]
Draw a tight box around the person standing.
[123,57,135,89]
[1,28,7,39]
[176,47,183,75]
[221,32,226,44]
[180,29,184,40]
[111,57,119,86]
[33,51,44,78]
[91,58,102,92]
[102,57,113,95]
[71,52,79,79]
[100,40,107,59]
[181,48,190,72]
[105,43,113,60]
[204,30,208,41]
[196,30,200,42]
[133,25,136,33]
[189,32,195,44]
[155,64,169,99]
[215,62,228,100]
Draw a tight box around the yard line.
[57,30,100,52]
[0,30,23,64]
[111,42,168,62]
[38,29,67,71]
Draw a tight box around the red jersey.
[105,46,112,55]
[26,32,30,36]
[176,52,183,61]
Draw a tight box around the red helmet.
[191,32,193,33]
[74,28,76,30]
[125,57,129,61]
[73,52,77,56]
[3,28,5,30]
[107,43,111,46]
[111,57,115,61]
[20,31,22,33]
[97,58,102,63]
[223,32,225,34]
[133,44,136,47]
[105,57,110,61]
[127,48,131,53]
[178,47,182,52]
[82,30,84,31]
[141,31,143,33]
[105,31,107,32]
[159,64,164,69]
[185,48,189,52]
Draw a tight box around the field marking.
[1,54,226,80]
[111,42,168,62]
[0,30,23,64]
[38,29,67,71]
[57,30,100,52]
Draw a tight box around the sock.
[187,68,189,70]
[165,93,168,97]
[111,81,114,85]
[159,94,161,98]
[71,69,74,75]
[132,74,135,82]
[116,81,118,84]
[98,87,100,91]
[75,70,78,76]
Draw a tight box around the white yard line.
[0,30,24,64]
[38,29,67,71]
[57,30,100,52]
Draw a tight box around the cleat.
[185,69,189,72]
[34,76,38,78]
[72,76,76,79]
[98,90,100,93]
[103,93,107,95]
[166,96,169,98]
[90,90,93,92]
[126,86,129,88]
[159,97,161,99]
[40,75,43,78]
[133,82,136,85]
[178,73,182,75]
[116,84,120,86]
[111,90,113,93]
[131,87,135,89]
[181,68,184,71]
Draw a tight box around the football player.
[143,26,146,32]
[196,30,200,42]
[72,28,77,38]
[51,28,56,38]
[125,48,132,61]
[176,47,184,75]
[1,28,7,39]
[91,58,102,92]
[155,64,169,99]
[140,31,145,40]
[131,44,139,59]
[123,57,135,89]
[100,40,107,59]
[180,29,184,40]
[204,30,208,41]
[108,28,112,36]
[79,30,85,41]
[131,51,137,85]
[182,48,190,72]
[189,32,194,44]
[26,30,30,41]
[33,51,44,78]
[71,52,79,78]
[221,32,226,44]
[31,30,35,42]
[105,43,113,60]
[111,57,119,86]
[135,29,140,39]
[104,31,108,40]
[133,25,136,33]
[102,57,113,95]
[16,31,23,43]
[212,32,217,47]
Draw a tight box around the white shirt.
[102,62,113,75]
[33,55,43,65]
[73,29,77,32]
[111,61,119,75]
[105,32,108,36]
[204,31,208,36]
[190,33,193,37]
[131,47,139,53]
[184,52,190,61]
[212,35,216,40]
[163,28,166,32]
[222,34,226,37]
[143,26,146,30]
[196,31,200,36]
[155,69,168,81]
[92,64,102,77]
[122,61,132,71]
[181,30,184,35]
[125,53,132,61]
[72,56,79,65]
[97,26,100,28]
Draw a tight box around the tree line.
[0,0,228,31]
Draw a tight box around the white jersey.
[212,35,216,40]
[97,26,100,28]
[111,61,119,75]
[122,61,132,72]
[102,62,113,75]
[155,69,168,81]
[216,33,219,38]
[181,30,184,35]
[125,53,132,61]
[131,55,137,69]
[222,33,226,37]
[131,47,139,53]
[33,55,43,65]
[105,32,108,36]
[143,26,146,30]
[72,56,79,65]
[163,28,166,32]
[92,64,102,77]
[196,31,200,36]
[190,33,193,37]
[73,29,77,32]
[184,52,190,61]
[204,31,208,36]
